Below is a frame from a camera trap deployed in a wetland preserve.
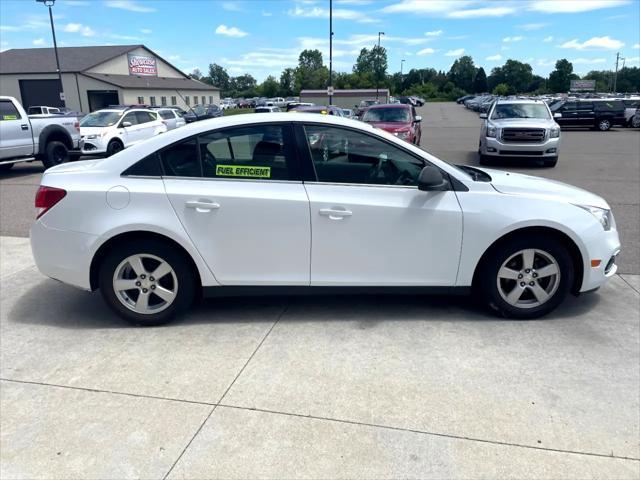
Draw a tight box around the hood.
[488,118,555,129]
[80,126,110,136]
[367,121,411,133]
[483,168,609,209]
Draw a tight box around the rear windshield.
[491,104,550,120]
[363,108,410,123]
[80,111,122,127]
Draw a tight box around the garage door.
[19,79,63,109]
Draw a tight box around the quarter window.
[199,125,295,181]
[160,138,200,177]
[135,111,155,124]
[303,125,425,186]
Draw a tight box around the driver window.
[120,112,138,127]
[303,125,425,186]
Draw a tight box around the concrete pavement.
[1,236,639,479]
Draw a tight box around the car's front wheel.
[98,240,196,325]
[478,235,574,319]
[106,139,124,156]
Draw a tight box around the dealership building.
[0,44,219,113]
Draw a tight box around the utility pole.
[36,0,65,107]
[328,0,333,105]
[376,31,385,101]
[613,52,620,93]
[400,59,405,76]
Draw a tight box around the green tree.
[582,70,611,91]
[259,75,279,98]
[294,49,328,90]
[548,59,575,93]
[473,67,488,93]
[230,74,257,97]
[208,63,230,94]
[279,68,296,97]
[493,83,509,95]
[298,49,323,70]
[500,59,533,93]
[447,55,476,93]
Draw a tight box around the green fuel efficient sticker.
[215,165,271,179]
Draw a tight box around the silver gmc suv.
[478,99,561,167]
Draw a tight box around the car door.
[136,111,158,140]
[301,124,463,286]
[556,102,577,126]
[117,112,140,146]
[0,99,34,159]
[162,123,311,285]
[577,102,595,125]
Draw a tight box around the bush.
[492,83,509,96]
[223,108,255,116]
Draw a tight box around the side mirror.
[122,121,132,128]
[414,115,422,122]
[553,112,562,118]
[479,113,487,119]
[418,165,448,191]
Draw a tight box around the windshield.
[363,108,410,123]
[491,104,550,120]
[80,111,122,127]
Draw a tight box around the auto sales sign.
[128,54,157,76]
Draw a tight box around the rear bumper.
[30,220,97,290]
[482,136,560,157]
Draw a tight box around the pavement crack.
[161,303,288,480]
[618,274,639,294]
[217,403,640,463]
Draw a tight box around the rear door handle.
[186,200,220,212]
[319,208,352,220]
[21,124,28,131]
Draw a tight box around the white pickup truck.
[0,96,81,172]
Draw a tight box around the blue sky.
[1,0,639,81]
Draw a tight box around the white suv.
[79,107,166,156]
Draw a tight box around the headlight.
[575,205,613,231]
[395,131,410,139]
[549,127,560,138]
[486,125,497,138]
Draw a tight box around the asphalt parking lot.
[1,103,639,479]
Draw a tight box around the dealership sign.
[570,79,596,91]
[128,54,157,76]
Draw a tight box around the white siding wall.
[121,89,220,110]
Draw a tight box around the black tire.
[477,234,574,319]
[106,139,124,157]
[0,163,15,173]
[596,118,611,131]
[98,239,197,326]
[42,141,69,169]
[543,156,558,168]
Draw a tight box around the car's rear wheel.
[42,141,69,169]
[597,119,611,131]
[98,240,196,326]
[632,115,640,128]
[478,235,573,319]
[106,139,124,156]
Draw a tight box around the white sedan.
[31,113,620,325]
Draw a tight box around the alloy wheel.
[496,248,561,309]
[112,253,178,314]
[598,119,611,131]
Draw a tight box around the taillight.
[35,186,66,219]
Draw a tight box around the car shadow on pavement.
[0,164,45,180]
[8,277,602,329]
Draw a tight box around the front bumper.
[79,137,108,155]
[579,227,621,292]
[482,136,560,158]
[30,220,97,291]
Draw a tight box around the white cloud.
[543,36,554,42]
[449,7,515,18]
[105,1,155,12]
[262,11,272,16]
[215,25,249,38]
[633,43,640,49]
[503,36,524,43]
[221,2,242,11]
[108,34,141,41]
[486,54,502,61]
[529,0,630,13]
[417,48,435,55]
[425,30,443,36]
[560,36,624,50]
[140,28,152,34]
[445,48,465,56]
[62,22,95,36]
[571,58,607,64]
[383,0,472,14]
[287,5,377,23]
[0,25,20,32]
[32,38,46,46]
[517,22,548,30]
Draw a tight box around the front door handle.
[319,208,352,220]
[186,200,220,212]
[21,124,28,131]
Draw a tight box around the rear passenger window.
[198,125,296,181]
[135,111,154,124]
[304,125,425,186]
[160,138,200,177]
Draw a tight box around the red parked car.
[361,104,422,145]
